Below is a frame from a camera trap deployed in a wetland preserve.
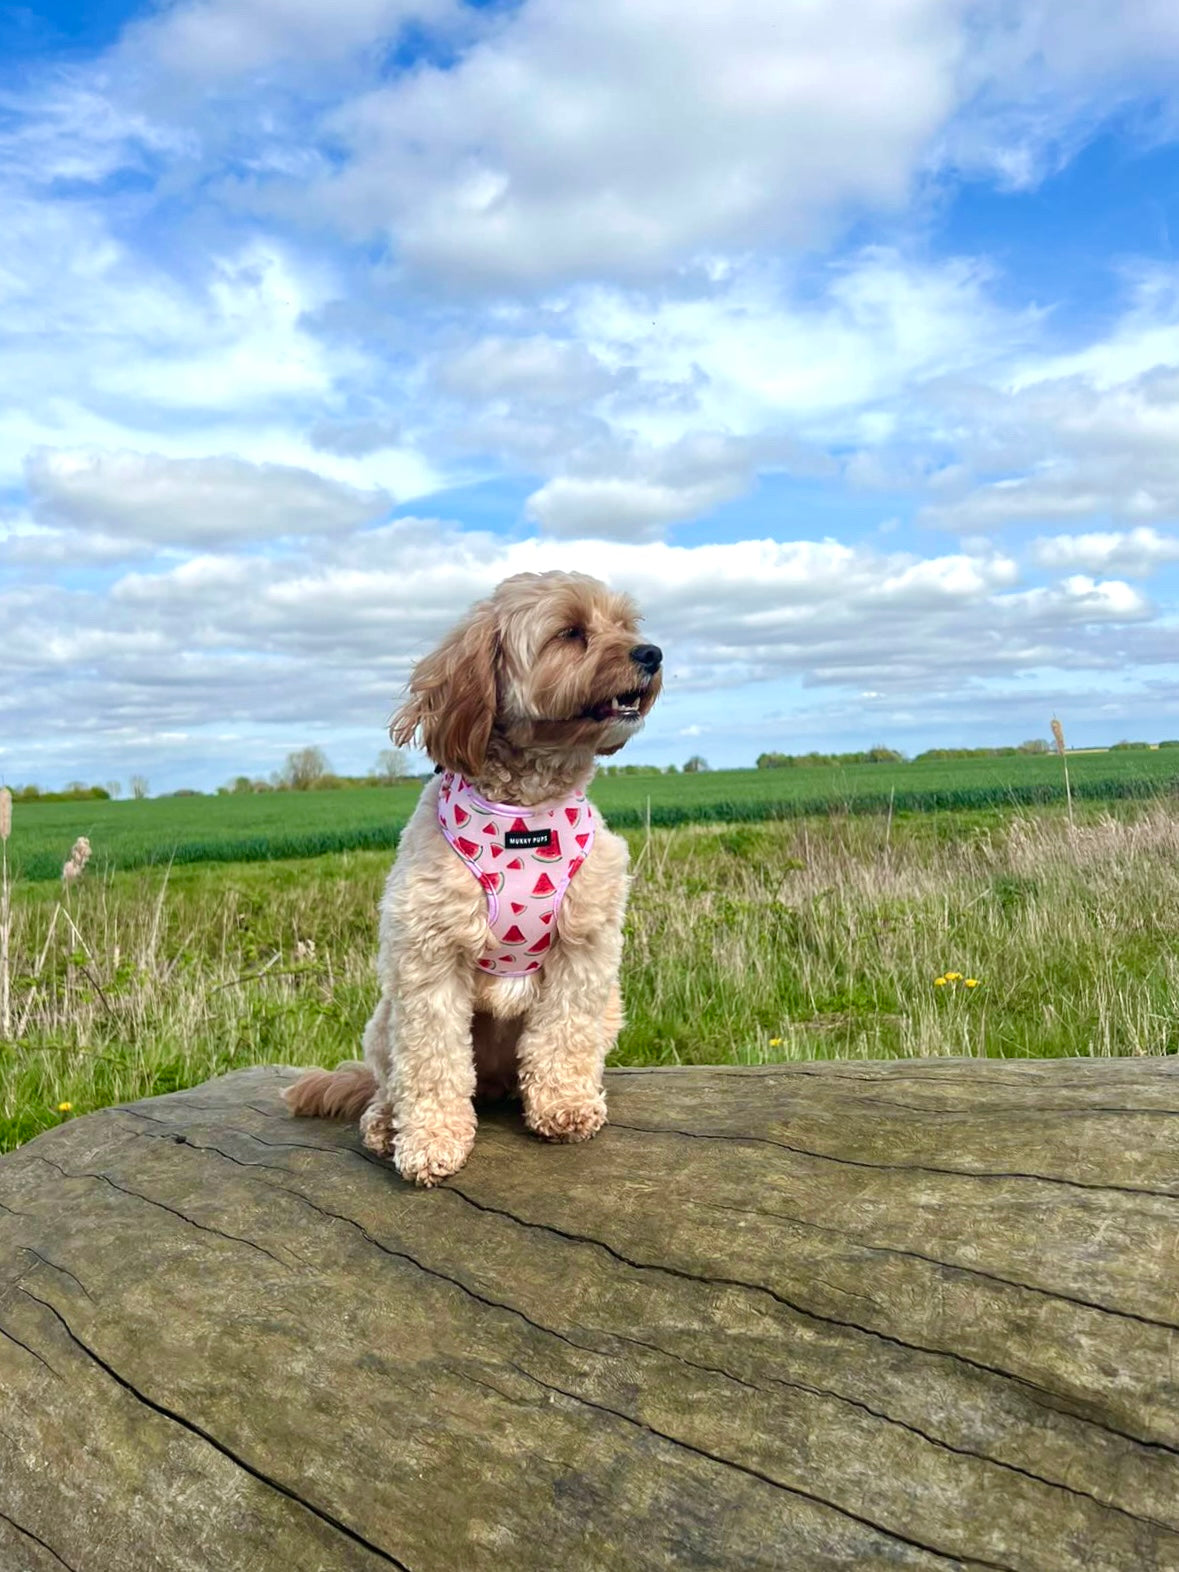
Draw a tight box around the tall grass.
[623,806,1179,1065]
[2,800,1176,1151]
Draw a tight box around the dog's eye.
[557,627,586,643]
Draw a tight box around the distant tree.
[1109,740,1151,751]
[372,747,411,783]
[664,763,679,774]
[279,747,331,791]
[1016,739,1050,755]
[105,780,122,799]
[683,755,709,773]
[1159,740,1179,749]
[130,775,149,800]
[229,775,254,794]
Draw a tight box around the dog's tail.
[281,1062,377,1121]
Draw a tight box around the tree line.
[757,740,1179,768]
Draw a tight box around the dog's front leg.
[516,828,628,1144]
[378,953,478,1186]
[362,844,484,1186]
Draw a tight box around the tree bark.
[1,1057,1176,1572]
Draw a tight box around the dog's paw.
[393,1129,474,1187]
[526,1093,607,1144]
[359,1100,396,1157]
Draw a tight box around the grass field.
[2,796,1176,1152]
[7,749,1179,881]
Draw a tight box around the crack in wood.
[0,1321,61,1380]
[17,1288,412,1571]
[0,1508,81,1571]
[30,1156,293,1270]
[606,1118,1179,1201]
[695,1198,1179,1333]
[507,1360,1019,1572]
[438,1183,1179,1460]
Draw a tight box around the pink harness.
[437,771,595,976]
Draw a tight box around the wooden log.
[0,1057,1176,1572]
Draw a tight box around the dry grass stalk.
[1051,716,1073,832]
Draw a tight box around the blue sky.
[4,0,1179,792]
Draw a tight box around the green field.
[7,750,1179,880]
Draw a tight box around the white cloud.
[940,2,1179,187]
[121,0,460,82]
[921,360,1179,532]
[432,337,621,406]
[26,450,392,546]
[1032,527,1179,577]
[565,250,1032,438]
[525,476,746,540]
[4,515,1176,786]
[316,0,962,284]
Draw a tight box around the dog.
[282,570,663,1185]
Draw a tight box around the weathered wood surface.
[1,1058,1177,1572]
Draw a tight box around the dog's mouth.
[581,687,644,724]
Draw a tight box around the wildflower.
[293,938,317,962]
[944,971,962,982]
[62,836,92,884]
[964,978,980,988]
[768,1037,783,1047]
[933,976,947,986]
[57,1101,72,1113]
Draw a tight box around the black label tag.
[504,829,554,850]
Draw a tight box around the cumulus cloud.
[920,359,1179,532]
[26,450,392,546]
[4,513,1175,786]
[525,476,746,540]
[432,337,622,406]
[1032,527,1179,577]
[315,0,962,285]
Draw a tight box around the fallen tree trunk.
[1,1057,1177,1572]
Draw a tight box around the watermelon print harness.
[437,771,595,976]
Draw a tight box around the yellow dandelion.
[933,976,948,986]
[57,1101,72,1113]
[964,978,980,989]
[769,1037,783,1047]
[944,971,962,982]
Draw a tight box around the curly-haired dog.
[283,570,662,1185]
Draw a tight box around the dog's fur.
[282,570,662,1185]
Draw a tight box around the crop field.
[2,794,1177,1151]
[7,749,1179,881]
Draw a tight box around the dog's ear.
[390,602,499,777]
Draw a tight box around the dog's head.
[391,571,663,777]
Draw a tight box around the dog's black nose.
[630,643,662,674]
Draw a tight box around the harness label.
[504,828,555,850]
